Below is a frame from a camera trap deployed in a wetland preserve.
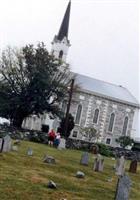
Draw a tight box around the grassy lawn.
[0,141,140,200]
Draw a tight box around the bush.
[96,143,112,157]
[29,131,48,144]
[132,142,140,152]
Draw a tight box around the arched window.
[75,104,82,124]
[59,50,63,59]
[108,113,115,132]
[122,116,129,135]
[93,108,99,124]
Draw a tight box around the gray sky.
[0,0,139,134]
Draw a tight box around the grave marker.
[129,160,137,173]
[80,152,89,166]
[115,175,131,200]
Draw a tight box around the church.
[23,1,139,147]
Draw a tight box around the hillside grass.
[0,141,140,200]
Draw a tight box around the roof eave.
[78,88,140,108]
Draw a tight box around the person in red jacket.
[48,129,56,146]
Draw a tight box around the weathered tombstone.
[0,138,3,152]
[92,144,99,155]
[93,154,104,172]
[58,138,66,149]
[129,160,137,173]
[98,158,104,172]
[76,171,85,178]
[80,152,89,166]
[47,180,57,189]
[2,135,12,152]
[12,145,18,151]
[115,175,131,200]
[115,156,125,176]
[43,155,56,164]
[27,147,33,156]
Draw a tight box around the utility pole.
[64,78,74,139]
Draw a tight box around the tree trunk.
[12,115,25,128]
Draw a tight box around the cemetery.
[0,139,140,200]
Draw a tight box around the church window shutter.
[75,104,82,124]
[93,108,99,124]
[122,116,129,135]
[108,113,115,132]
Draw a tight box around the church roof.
[75,73,139,107]
[57,1,71,41]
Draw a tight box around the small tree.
[81,126,99,142]
[116,136,134,149]
[59,113,75,138]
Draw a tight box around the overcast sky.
[0,0,139,102]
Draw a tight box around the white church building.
[23,1,139,147]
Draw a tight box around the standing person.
[54,131,61,148]
[48,129,56,147]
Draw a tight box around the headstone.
[115,175,131,200]
[93,154,104,172]
[43,155,56,164]
[129,160,137,173]
[0,138,3,152]
[92,145,99,155]
[107,177,113,182]
[76,171,85,178]
[58,138,66,149]
[2,135,12,152]
[80,152,89,166]
[47,180,57,189]
[27,147,33,156]
[12,145,18,151]
[115,156,125,176]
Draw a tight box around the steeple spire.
[57,1,71,41]
[51,1,71,62]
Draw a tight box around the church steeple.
[51,1,71,62]
[57,0,71,41]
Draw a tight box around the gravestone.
[58,138,66,149]
[47,180,57,189]
[0,138,3,152]
[2,135,12,152]
[27,147,33,156]
[43,155,56,164]
[92,145,99,155]
[129,160,137,173]
[115,156,125,176]
[80,152,89,166]
[12,145,18,151]
[115,175,131,200]
[93,154,104,172]
[76,171,85,178]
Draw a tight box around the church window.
[108,113,115,132]
[72,131,78,138]
[59,50,63,59]
[93,108,99,124]
[106,138,111,145]
[122,116,129,135]
[75,104,82,124]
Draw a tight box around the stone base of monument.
[76,171,85,178]
[43,155,56,164]
[47,180,57,189]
